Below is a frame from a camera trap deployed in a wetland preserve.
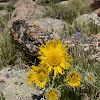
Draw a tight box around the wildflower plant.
[27,39,99,100]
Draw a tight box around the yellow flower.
[46,89,60,100]
[64,70,82,88]
[38,39,73,77]
[27,65,50,89]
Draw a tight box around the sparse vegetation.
[0,16,26,70]
[44,0,92,24]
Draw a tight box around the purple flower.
[76,30,81,34]
[74,21,81,34]
[61,13,65,17]
[75,26,78,30]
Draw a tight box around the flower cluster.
[27,39,94,100]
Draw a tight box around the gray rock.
[56,1,68,6]
[75,13,100,27]
[31,18,68,33]
[10,0,47,22]
[0,67,40,100]
[73,13,100,35]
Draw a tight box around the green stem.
[51,75,55,88]
[56,82,67,90]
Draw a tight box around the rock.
[9,19,60,56]
[73,13,100,34]
[0,67,40,100]
[10,0,46,23]
[89,33,100,61]
[62,33,100,61]
[90,13,100,26]
[0,10,8,17]
[31,18,68,33]
[87,0,100,10]
[87,0,100,16]
[56,1,68,6]
[94,8,100,17]
[75,13,100,26]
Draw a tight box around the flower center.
[70,76,78,83]
[47,51,61,66]
[49,91,58,99]
[37,71,47,82]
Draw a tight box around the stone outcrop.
[10,19,60,56]
[31,18,68,33]
[87,0,100,10]
[87,0,100,16]
[94,8,100,17]
[0,67,40,100]
[10,0,46,22]
[73,13,100,36]
[75,13,100,27]
[8,0,49,32]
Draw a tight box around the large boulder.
[87,0,100,10]
[30,18,68,33]
[56,1,68,6]
[10,19,60,56]
[94,8,100,17]
[73,13,100,34]
[75,13,100,26]
[87,0,100,16]
[10,0,47,24]
[0,67,40,100]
